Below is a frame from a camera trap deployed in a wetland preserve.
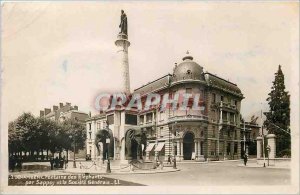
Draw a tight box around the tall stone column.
[115,33,131,94]
[266,134,276,159]
[194,141,197,160]
[176,140,180,161]
[172,138,176,156]
[198,141,200,156]
[180,141,183,160]
[256,136,262,159]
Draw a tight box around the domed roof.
[172,52,204,82]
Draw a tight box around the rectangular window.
[89,132,92,139]
[107,114,114,125]
[212,126,216,137]
[125,114,137,125]
[96,122,101,130]
[210,141,216,155]
[227,97,231,104]
[146,113,152,123]
[221,95,224,102]
[212,93,216,103]
[212,110,216,121]
[170,90,176,99]
[139,115,144,124]
[159,127,163,137]
[186,88,192,94]
[234,143,238,154]
[89,123,91,130]
[159,111,163,121]
[222,111,227,122]
[200,90,204,100]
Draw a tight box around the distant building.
[240,120,260,157]
[40,102,88,123]
[40,102,89,159]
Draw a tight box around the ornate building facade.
[86,52,244,162]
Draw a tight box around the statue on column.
[119,10,128,36]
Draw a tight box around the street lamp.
[172,121,177,169]
[267,145,271,166]
[69,135,76,168]
[106,137,111,173]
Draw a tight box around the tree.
[264,65,290,157]
[62,119,86,153]
[8,113,87,161]
[14,113,39,157]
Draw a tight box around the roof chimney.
[40,110,45,117]
[59,103,63,108]
[53,106,58,111]
[66,102,71,106]
[44,108,51,115]
[73,105,78,110]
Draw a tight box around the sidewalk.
[64,165,180,175]
[176,158,255,164]
[237,162,290,169]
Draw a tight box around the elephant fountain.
[125,128,147,161]
[94,128,114,162]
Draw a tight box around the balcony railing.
[219,102,237,110]
[169,114,209,122]
[220,120,236,126]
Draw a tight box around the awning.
[154,142,165,152]
[145,143,155,152]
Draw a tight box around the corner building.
[86,53,244,162]
[134,53,243,161]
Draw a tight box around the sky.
[1,1,299,128]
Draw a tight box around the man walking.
[243,154,248,166]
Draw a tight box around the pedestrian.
[50,157,54,170]
[160,160,164,170]
[243,154,248,166]
[9,155,16,172]
[63,156,67,169]
[16,156,22,171]
[54,157,59,168]
[167,155,171,164]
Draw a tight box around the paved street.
[102,160,290,186]
[9,160,291,186]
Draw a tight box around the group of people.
[50,156,68,170]
[9,155,22,172]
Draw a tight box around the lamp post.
[172,121,177,169]
[69,135,76,168]
[267,145,271,166]
[260,106,266,167]
[106,137,111,173]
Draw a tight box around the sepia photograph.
[0,1,299,194]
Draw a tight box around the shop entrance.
[183,132,194,160]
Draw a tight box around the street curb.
[237,164,290,169]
